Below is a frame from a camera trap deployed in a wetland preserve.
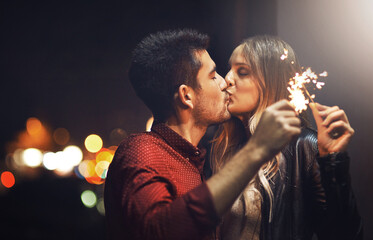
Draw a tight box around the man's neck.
[165,118,207,147]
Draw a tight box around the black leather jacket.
[260,128,363,240]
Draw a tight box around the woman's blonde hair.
[211,35,308,222]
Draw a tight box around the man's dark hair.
[129,29,210,122]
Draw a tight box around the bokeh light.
[22,148,43,167]
[63,145,83,166]
[96,198,105,216]
[95,161,110,179]
[85,176,105,185]
[78,160,96,179]
[13,149,25,167]
[85,134,103,153]
[81,190,97,208]
[96,150,113,163]
[53,151,73,174]
[43,152,58,170]
[26,117,42,136]
[1,171,15,188]
[53,128,70,145]
[109,128,127,145]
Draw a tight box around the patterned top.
[220,179,262,240]
[104,123,219,240]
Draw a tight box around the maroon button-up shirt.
[104,123,219,240]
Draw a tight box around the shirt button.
[195,151,200,156]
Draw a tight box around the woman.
[211,36,362,240]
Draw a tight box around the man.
[104,29,301,240]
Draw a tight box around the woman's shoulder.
[282,127,318,157]
[299,127,317,143]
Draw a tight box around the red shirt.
[104,123,219,240]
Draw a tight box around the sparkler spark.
[287,67,327,113]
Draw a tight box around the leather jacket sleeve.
[300,128,363,239]
[260,128,362,240]
[312,152,363,239]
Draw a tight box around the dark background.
[0,0,372,239]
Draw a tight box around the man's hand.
[249,99,301,162]
[310,103,354,157]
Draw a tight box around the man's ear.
[175,84,194,109]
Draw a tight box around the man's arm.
[206,100,301,217]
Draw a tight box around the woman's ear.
[175,84,194,109]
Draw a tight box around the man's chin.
[219,111,232,123]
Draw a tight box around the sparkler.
[280,48,327,112]
[287,67,327,113]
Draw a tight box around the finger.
[325,120,354,136]
[314,102,329,111]
[284,125,301,137]
[318,106,340,118]
[277,110,298,118]
[309,103,323,126]
[285,117,301,127]
[322,109,349,127]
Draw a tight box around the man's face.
[192,50,231,127]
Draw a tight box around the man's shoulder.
[122,131,161,145]
[113,131,173,165]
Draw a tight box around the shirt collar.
[151,123,207,173]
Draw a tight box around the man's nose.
[216,74,228,90]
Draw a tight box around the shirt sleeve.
[123,165,219,240]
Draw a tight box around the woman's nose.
[225,71,235,87]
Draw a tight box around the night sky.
[1,0,372,239]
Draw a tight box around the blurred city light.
[95,161,110,179]
[22,148,43,167]
[1,171,15,188]
[96,198,105,216]
[13,149,25,167]
[85,134,103,153]
[109,128,127,145]
[26,117,42,136]
[96,149,113,163]
[53,128,70,145]
[78,160,96,178]
[53,151,73,175]
[42,152,58,170]
[81,190,97,208]
[63,145,83,166]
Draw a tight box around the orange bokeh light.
[85,176,105,185]
[26,117,42,136]
[53,128,70,145]
[96,151,113,163]
[1,171,15,188]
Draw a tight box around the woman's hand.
[310,103,354,157]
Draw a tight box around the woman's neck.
[236,113,252,138]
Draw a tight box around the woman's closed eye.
[237,67,250,76]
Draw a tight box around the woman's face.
[226,51,260,119]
